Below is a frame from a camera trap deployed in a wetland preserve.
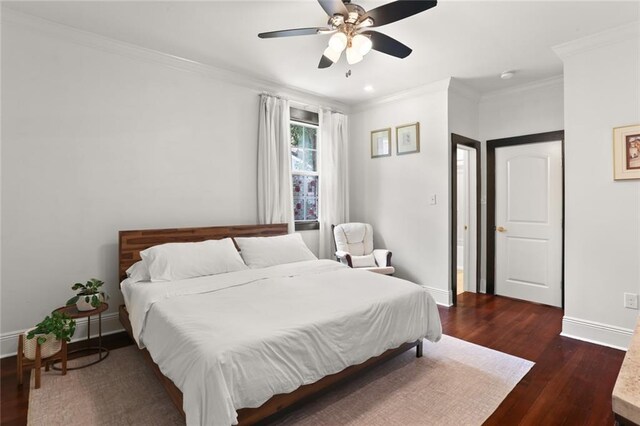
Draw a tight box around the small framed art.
[613,124,640,180]
[396,122,420,155]
[371,128,391,158]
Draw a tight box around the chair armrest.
[373,249,392,267]
[335,251,353,268]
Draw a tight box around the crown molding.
[448,78,481,103]
[1,8,350,113]
[480,75,564,101]
[553,21,640,60]
[351,77,452,114]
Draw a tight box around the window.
[290,108,319,230]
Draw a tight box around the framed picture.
[396,122,420,155]
[613,124,640,180]
[371,128,391,158]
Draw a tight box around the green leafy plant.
[66,278,107,308]
[26,312,76,345]
[291,125,303,146]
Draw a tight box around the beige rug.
[28,336,533,425]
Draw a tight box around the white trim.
[553,21,640,60]
[1,8,350,114]
[422,285,453,307]
[0,312,124,358]
[449,78,481,103]
[351,78,451,113]
[561,316,633,351]
[480,75,564,101]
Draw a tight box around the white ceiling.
[4,1,639,105]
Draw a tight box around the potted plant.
[66,278,107,311]
[24,312,76,360]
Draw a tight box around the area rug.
[28,336,533,425]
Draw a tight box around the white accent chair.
[332,223,395,275]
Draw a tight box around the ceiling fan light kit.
[323,45,342,63]
[258,0,438,69]
[352,34,373,56]
[346,46,363,65]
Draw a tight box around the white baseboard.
[0,312,124,358]
[561,316,633,351]
[423,285,453,307]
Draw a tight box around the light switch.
[430,194,437,205]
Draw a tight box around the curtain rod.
[260,92,346,116]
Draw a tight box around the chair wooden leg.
[17,335,24,387]
[34,343,42,389]
[61,340,67,375]
[45,361,50,372]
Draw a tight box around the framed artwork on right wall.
[613,124,640,180]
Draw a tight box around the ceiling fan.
[258,0,438,69]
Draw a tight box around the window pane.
[294,198,305,221]
[292,174,304,196]
[305,197,318,221]
[303,149,317,172]
[303,127,317,149]
[291,125,303,147]
[291,147,304,171]
[306,175,318,197]
[291,121,319,223]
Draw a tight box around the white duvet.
[122,259,442,426]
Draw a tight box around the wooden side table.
[17,335,67,389]
[52,303,109,370]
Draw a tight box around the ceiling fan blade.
[317,0,349,17]
[318,55,334,69]
[364,0,437,28]
[363,30,412,58]
[258,27,328,39]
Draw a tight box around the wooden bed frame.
[118,223,423,425]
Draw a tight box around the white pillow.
[235,233,317,269]
[126,260,151,283]
[140,238,248,282]
[351,254,377,268]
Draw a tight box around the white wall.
[449,82,480,292]
[0,15,330,356]
[479,77,565,142]
[349,80,451,305]
[478,78,564,291]
[556,23,640,349]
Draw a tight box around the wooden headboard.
[118,223,288,282]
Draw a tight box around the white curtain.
[319,108,349,259]
[257,94,294,233]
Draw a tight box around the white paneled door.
[495,141,563,307]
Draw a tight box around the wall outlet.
[624,293,639,310]
[430,194,437,205]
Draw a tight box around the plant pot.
[76,293,104,311]
[23,331,62,360]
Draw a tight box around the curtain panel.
[257,94,294,233]
[319,109,349,259]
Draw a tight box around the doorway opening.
[450,134,481,306]
[486,130,565,308]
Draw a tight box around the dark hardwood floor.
[442,293,625,425]
[1,293,625,425]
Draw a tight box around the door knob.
[496,226,507,233]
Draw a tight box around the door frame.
[486,130,565,305]
[450,134,482,306]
